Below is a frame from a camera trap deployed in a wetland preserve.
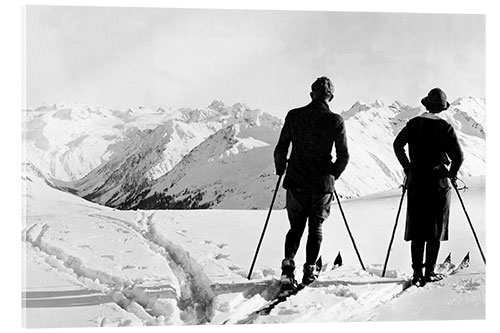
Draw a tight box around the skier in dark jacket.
[274,76,349,286]
[393,87,464,285]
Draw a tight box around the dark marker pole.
[382,178,407,277]
[452,182,486,265]
[334,189,366,271]
[247,175,283,280]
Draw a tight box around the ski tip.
[443,252,452,264]
[333,252,343,270]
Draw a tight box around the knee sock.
[411,240,425,275]
[425,240,441,273]
[305,218,323,265]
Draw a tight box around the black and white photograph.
[8,0,496,330]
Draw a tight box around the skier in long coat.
[393,87,463,285]
[274,76,349,286]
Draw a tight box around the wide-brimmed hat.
[421,88,450,112]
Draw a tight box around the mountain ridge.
[25,97,486,210]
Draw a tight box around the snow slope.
[337,98,485,197]
[23,103,179,181]
[22,157,486,327]
[130,123,282,210]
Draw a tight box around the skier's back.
[274,76,349,286]
[393,87,463,285]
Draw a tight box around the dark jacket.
[274,100,349,192]
[393,113,464,241]
[393,113,463,179]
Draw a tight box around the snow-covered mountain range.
[21,98,487,327]
[23,97,486,209]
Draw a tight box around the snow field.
[22,156,485,326]
[23,215,183,325]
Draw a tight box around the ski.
[434,251,470,279]
[410,252,470,288]
[235,256,324,324]
[450,251,470,275]
[436,252,454,274]
[332,251,343,270]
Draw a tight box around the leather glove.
[450,176,458,188]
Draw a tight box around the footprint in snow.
[278,308,301,315]
[122,265,136,270]
[214,253,231,260]
[452,278,482,293]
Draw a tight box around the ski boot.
[280,259,297,291]
[411,264,424,287]
[302,263,319,286]
[424,264,445,283]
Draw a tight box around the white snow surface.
[22,158,486,327]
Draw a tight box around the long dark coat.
[393,113,463,241]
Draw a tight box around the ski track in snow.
[23,224,172,325]
[22,210,217,325]
[83,211,216,324]
[22,209,418,326]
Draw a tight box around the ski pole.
[333,189,366,271]
[452,181,486,265]
[247,175,283,280]
[382,177,407,277]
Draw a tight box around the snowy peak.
[156,125,239,188]
[207,99,227,113]
[371,99,385,108]
[448,96,486,137]
[131,122,280,210]
[342,101,373,119]
[451,96,485,109]
[176,100,282,129]
[342,100,402,121]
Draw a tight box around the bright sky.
[26,5,485,119]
